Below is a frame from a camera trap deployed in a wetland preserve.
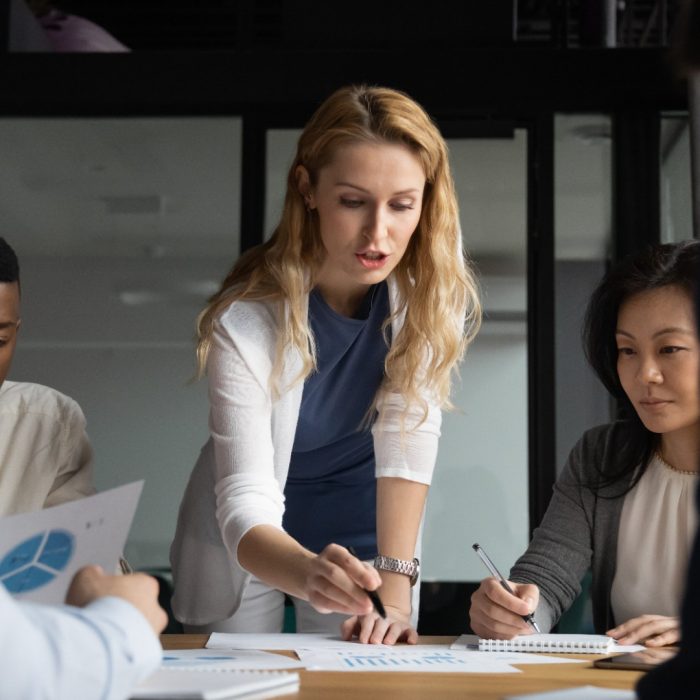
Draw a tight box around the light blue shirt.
[1,584,161,699]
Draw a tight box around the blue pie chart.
[0,530,75,594]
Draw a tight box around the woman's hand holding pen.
[304,543,382,617]
[607,614,680,647]
[341,556,418,645]
[469,578,540,639]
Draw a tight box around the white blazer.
[170,276,442,625]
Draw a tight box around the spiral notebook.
[478,634,617,654]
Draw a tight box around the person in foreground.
[171,84,481,644]
[0,236,95,516]
[470,241,699,647]
[2,564,166,699]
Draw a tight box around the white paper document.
[295,647,521,673]
[131,669,300,699]
[161,649,304,671]
[207,632,372,651]
[0,482,143,604]
[504,686,636,700]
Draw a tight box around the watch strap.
[373,555,420,586]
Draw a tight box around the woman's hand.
[304,544,382,616]
[607,615,680,647]
[469,577,540,639]
[340,604,417,645]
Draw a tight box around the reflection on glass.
[661,115,692,243]
[1,117,242,568]
[422,132,529,581]
[554,114,613,475]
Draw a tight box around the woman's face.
[299,141,426,314]
[616,284,700,439]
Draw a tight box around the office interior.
[1,0,694,634]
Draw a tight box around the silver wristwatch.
[373,555,420,586]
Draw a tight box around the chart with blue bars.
[0,530,75,594]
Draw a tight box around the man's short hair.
[0,237,20,284]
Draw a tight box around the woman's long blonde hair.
[197,84,481,418]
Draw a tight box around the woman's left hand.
[607,614,680,647]
[340,604,418,645]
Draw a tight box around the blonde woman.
[170,85,481,645]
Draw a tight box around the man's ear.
[16,318,21,334]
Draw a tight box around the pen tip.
[472,543,479,551]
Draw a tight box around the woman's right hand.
[304,544,382,616]
[469,577,540,639]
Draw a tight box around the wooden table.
[161,634,643,699]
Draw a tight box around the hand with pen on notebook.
[469,578,541,640]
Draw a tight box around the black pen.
[348,546,386,619]
[472,543,541,633]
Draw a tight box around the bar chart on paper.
[296,648,520,673]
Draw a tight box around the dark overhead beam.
[0,47,686,117]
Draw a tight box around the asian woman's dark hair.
[582,240,700,495]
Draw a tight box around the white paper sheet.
[295,647,521,673]
[161,649,304,670]
[131,669,300,699]
[207,632,378,650]
[0,482,142,604]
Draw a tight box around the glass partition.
[554,114,613,473]
[660,114,692,243]
[3,117,242,568]
[423,132,530,581]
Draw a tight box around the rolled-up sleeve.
[207,314,286,568]
[372,390,442,485]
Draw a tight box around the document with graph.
[0,481,142,604]
[295,647,520,673]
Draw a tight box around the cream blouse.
[611,454,698,624]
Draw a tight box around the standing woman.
[171,85,481,644]
[470,241,700,647]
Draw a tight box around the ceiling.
[24,1,681,50]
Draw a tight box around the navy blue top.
[282,282,390,560]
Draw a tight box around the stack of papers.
[132,650,301,699]
[131,670,299,700]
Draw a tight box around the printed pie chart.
[0,530,75,594]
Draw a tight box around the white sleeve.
[372,390,442,485]
[207,317,285,568]
[0,587,161,700]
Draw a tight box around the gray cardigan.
[510,422,640,634]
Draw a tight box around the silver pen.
[119,557,134,575]
[472,543,541,633]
